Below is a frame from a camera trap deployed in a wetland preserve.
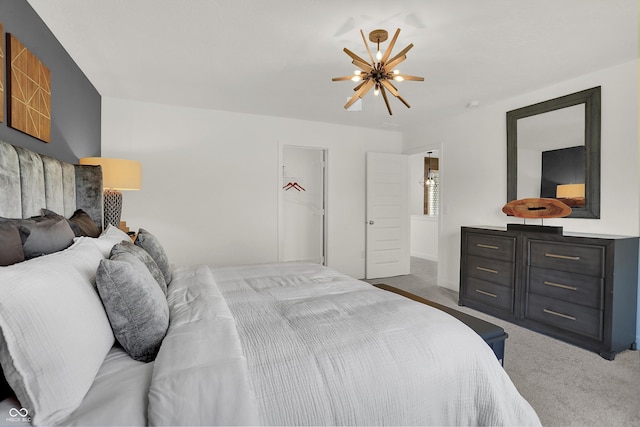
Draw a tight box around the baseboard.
[410,252,438,262]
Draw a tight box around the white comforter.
[147,262,540,426]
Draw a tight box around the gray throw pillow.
[135,228,171,284]
[0,223,26,266]
[110,241,167,295]
[21,218,75,259]
[96,252,169,362]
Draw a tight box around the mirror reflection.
[517,104,585,207]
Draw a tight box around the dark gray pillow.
[69,209,101,238]
[0,223,26,266]
[110,241,167,295]
[96,252,169,362]
[0,216,76,261]
[19,218,75,259]
[41,208,100,238]
[135,228,171,284]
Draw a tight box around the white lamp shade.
[79,157,142,190]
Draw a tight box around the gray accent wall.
[0,0,100,163]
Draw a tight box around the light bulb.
[374,87,380,96]
[376,49,382,61]
[351,70,362,82]
[394,75,404,82]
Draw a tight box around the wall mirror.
[506,86,601,218]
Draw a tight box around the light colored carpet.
[366,257,640,427]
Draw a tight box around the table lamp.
[79,157,142,228]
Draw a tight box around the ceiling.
[27,0,637,132]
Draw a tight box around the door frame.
[277,143,328,265]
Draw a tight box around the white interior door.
[281,146,326,264]
[366,152,410,279]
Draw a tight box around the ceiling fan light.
[332,28,424,115]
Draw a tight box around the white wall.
[410,215,438,261]
[102,98,402,278]
[404,59,639,339]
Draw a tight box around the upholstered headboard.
[0,139,104,230]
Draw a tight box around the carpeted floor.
[365,257,640,427]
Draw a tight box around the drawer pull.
[476,266,498,274]
[476,243,499,250]
[475,289,498,298]
[544,281,578,291]
[543,308,576,321]
[545,253,581,261]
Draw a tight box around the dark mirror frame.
[506,86,601,219]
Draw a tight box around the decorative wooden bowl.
[502,198,572,218]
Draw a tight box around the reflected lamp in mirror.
[79,157,142,227]
[556,183,585,207]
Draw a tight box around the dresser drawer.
[526,294,603,340]
[464,277,514,312]
[466,255,514,287]
[528,266,603,309]
[467,233,515,262]
[529,240,604,277]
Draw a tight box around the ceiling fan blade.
[353,80,367,91]
[343,80,374,110]
[351,59,374,72]
[385,55,407,71]
[394,74,424,81]
[356,79,375,97]
[343,47,371,68]
[344,93,361,110]
[332,76,355,81]
[380,28,401,64]
[386,43,413,67]
[397,95,411,108]
[380,79,400,96]
[360,29,375,64]
[380,86,393,115]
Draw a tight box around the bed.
[0,139,541,426]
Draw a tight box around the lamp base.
[104,189,123,228]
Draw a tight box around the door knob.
[368,220,375,225]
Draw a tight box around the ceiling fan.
[332,28,424,115]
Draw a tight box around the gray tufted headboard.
[0,139,104,231]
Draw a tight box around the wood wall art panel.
[6,33,51,142]
[0,23,4,122]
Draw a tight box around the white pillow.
[90,224,132,257]
[0,238,115,425]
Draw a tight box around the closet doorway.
[279,146,327,265]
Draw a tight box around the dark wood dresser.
[459,226,639,360]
